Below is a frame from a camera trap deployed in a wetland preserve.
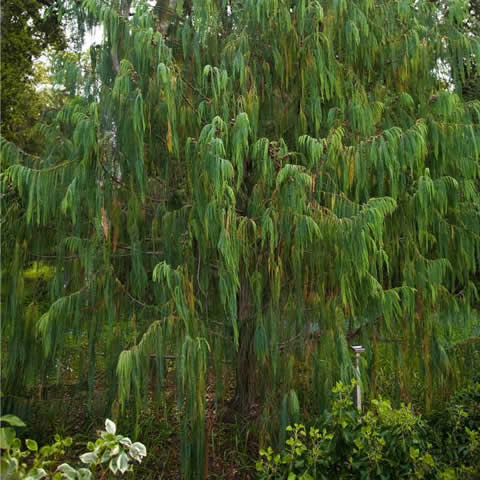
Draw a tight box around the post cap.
[351,345,365,353]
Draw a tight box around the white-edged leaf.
[105,419,116,435]
[109,457,118,474]
[78,468,92,480]
[57,463,78,480]
[79,452,97,465]
[100,448,112,463]
[1,456,19,475]
[117,451,129,474]
[131,442,146,457]
[25,468,47,480]
[129,441,147,462]
[119,437,132,447]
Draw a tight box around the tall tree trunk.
[370,333,378,397]
[233,284,257,413]
[423,326,432,413]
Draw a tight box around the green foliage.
[430,383,480,479]
[257,382,480,479]
[2,0,480,477]
[1,414,76,480]
[0,0,65,150]
[0,417,146,479]
[74,418,147,477]
[257,425,334,480]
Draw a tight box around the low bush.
[431,382,480,479]
[256,381,480,479]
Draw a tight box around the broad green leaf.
[0,427,16,449]
[0,415,26,427]
[26,439,38,451]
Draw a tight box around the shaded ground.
[7,368,258,479]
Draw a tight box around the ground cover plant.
[1,0,480,478]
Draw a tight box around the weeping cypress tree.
[2,0,480,477]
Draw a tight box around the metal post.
[355,352,361,411]
[351,345,365,412]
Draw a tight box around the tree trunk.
[233,284,257,413]
[370,334,378,397]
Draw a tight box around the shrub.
[256,381,436,479]
[257,382,480,479]
[431,382,480,479]
[0,416,146,479]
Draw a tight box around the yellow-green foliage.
[23,262,55,281]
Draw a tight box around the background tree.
[0,0,67,150]
[2,0,480,478]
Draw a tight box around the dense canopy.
[0,0,66,149]
[2,0,480,477]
